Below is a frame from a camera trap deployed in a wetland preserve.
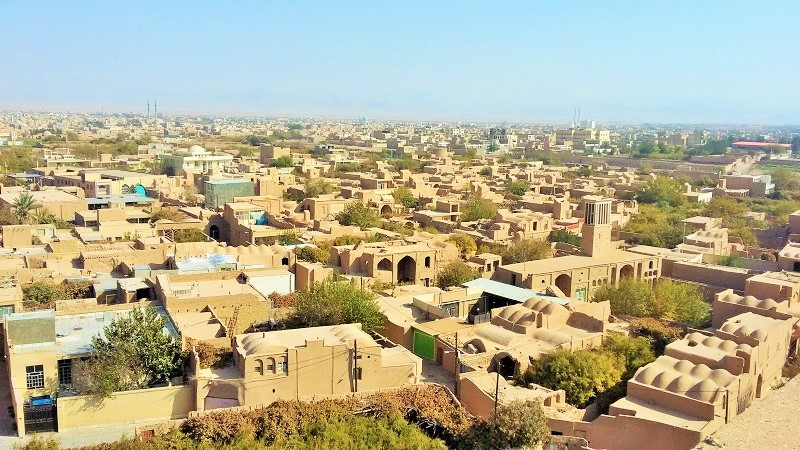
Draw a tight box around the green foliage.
[592,279,711,328]
[770,166,800,193]
[493,238,554,264]
[629,317,684,355]
[283,279,383,332]
[719,254,746,268]
[460,195,498,222]
[22,280,71,308]
[31,210,73,229]
[447,233,477,257]
[602,334,655,377]
[379,220,414,236]
[76,308,183,397]
[576,166,594,177]
[548,229,581,246]
[12,435,60,450]
[270,154,294,168]
[506,179,530,196]
[12,191,41,224]
[635,176,687,208]
[335,202,379,229]
[704,197,746,218]
[518,349,625,406]
[623,204,686,248]
[173,228,207,243]
[436,261,479,289]
[294,246,328,264]
[287,178,335,202]
[479,167,492,176]
[150,208,186,222]
[391,186,418,209]
[459,400,549,450]
[332,235,362,246]
[277,230,302,245]
[390,158,424,173]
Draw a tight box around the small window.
[26,365,44,390]
[58,360,72,387]
[276,361,287,373]
[424,256,431,268]
[353,367,363,380]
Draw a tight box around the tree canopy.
[270,154,294,168]
[447,233,477,257]
[592,279,710,328]
[335,202,379,229]
[548,229,581,246]
[283,279,383,332]
[391,186,418,209]
[75,307,183,397]
[635,176,687,208]
[492,238,554,264]
[460,195,498,222]
[12,191,41,224]
[436,261,479,289]
[519,348,625,406]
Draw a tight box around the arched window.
[255,359,264,376]
[424,256,431,268]
[266,357,276,374]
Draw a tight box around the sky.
[1,1,798,124]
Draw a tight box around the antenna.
[154,99,157,118]
[577,108,581,127]
[573,108,577,127]
[147,99,150,118]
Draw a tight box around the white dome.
[188,145,205,154]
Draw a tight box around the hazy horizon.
[2,1,799,124]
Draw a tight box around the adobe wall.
[56,385,194,430]
[670,262,750,292]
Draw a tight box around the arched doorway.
[620,265,634,280]
[209,225,220,241]
[756,374,763,398]
[555,273,572,296]
[397,255,416,284]
[377,258,392,271]
[381,205,392,216]
[497,355,516,378]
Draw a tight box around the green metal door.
[412,329,435,360]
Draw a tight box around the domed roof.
[652,371,675,389]
[687,379,719,402]
[674,360,694,373]
[667,375,695,393]
[188,144,205,153]
[690,363,712,378]
[634,365,661,385]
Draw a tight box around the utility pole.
[353,339,360,393]
[493,361,502,420]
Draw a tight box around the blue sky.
[1,1,798,124]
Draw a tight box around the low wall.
[56,384,194,431]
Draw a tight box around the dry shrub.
[268,291,296,308]
[188,339,234,369]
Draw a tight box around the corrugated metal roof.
[462,278,569,305]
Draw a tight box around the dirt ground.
[695,376,800,449]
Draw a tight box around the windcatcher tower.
[581,196,614,257]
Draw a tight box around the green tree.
[592,279,710,328]
[495,238,554,264]
[447,233,478,257]
[436,261,479,289]
[23,280,70,308]
[391,186,418,209]
[719,254,746,268]
[332,235,362,246]
[602,334,655,376]
[519,349,625,406]
[635,176,687,208]
[294,246,328,264]
[287,178,335,202]
[704,197,746,218]
[461,195,498,222]
[173,228,207,243]
[548,229,581,246]
[335,202,379,229]
[270,154,294,168]
[770,166,800,193]
[461,400,549,450]
[75,308,183,397]
[479,167,492,176]
[576,166,594,177]
[12,191,41,224]
[277,230,302,245]
[283,279,383,332]
[506,179,530,196]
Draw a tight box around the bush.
[548,229,581,246]
[506,179,530,196]
[494,238,554,264]
[283,279,383,332]
[519,348,625,407]
[270,154,294,167]
[189,339,234,369]
[629,317,684,355]
[593,279,710,328]
[447,233,477,257]
[332,235,362,246]
[22,280,71,308]
[294,246,328,264]
[174,228,207,243]
[335,202,379,229]
[437,261,479,289]
[392,186,418,209]
[635,176,687,208]
[461,195,498,222]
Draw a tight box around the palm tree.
[12,192,41,224]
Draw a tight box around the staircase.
[227,305,241,334]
